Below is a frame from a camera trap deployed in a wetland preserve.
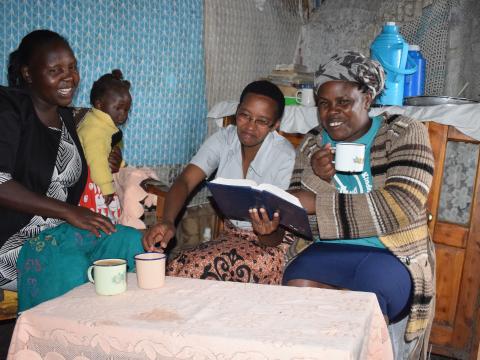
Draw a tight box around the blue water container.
[370,22,417,105]
[404,45,426,98]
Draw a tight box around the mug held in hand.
[333,143,365,173]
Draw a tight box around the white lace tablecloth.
[8,274,392,360]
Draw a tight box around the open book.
[206,178,312,239]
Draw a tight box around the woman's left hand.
[249,208,280,235]
[108,146,123,174]
[249,208,285,247]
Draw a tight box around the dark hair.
[90,69,131,106]
[8,29,72,88]
[239,80,285,120]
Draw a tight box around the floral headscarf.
[314,51,386,99]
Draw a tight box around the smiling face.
[22,41,79,108]
[95,88,132,126]
[316,81,372,142]
[235,93,279,150]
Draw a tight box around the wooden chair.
[142,181,170,223]
[0,290,18,321]
[424,122,480,359]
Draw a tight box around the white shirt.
[190,125,296,229]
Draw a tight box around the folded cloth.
[113,167,159,229]
[369,103,480,141]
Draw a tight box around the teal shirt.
[317,115,386,249]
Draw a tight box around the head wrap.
[314,50,385,99]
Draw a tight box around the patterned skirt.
[17,223,144,312]
[167,222,293,285]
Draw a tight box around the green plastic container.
[284,96,298,106]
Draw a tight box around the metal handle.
[87,266,95,283]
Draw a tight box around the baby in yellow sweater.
[77,69,132,219]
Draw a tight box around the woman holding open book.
[143,80,296,284]
[251,51,436,359]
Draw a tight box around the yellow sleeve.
[78,121,115,195]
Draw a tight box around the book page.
[255,183,302,207]
[211,177,258,187]
[211,178,302,208]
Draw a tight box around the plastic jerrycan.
[404,45,426,98]
[370,22,417,105]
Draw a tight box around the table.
[8,274,392,360]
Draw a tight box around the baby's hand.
[104,194,114,206]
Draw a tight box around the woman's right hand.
[310,143,336,182]
[64,206,116,237]
[142,220,176,252]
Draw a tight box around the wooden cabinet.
[426,122,480,360]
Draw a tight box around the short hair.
[8,29,72,88]
[90,69,131,106]
[239,80,285,120]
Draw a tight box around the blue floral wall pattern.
[0,0,207,166]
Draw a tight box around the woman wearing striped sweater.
[250,51,435,359]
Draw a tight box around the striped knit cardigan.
[288,113,435,348]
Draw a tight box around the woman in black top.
[0,30,143,310]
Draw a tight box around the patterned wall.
[401,0,451,96]
[204,0,301,109]
[301,0,451,96]
[0,0,207,166]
